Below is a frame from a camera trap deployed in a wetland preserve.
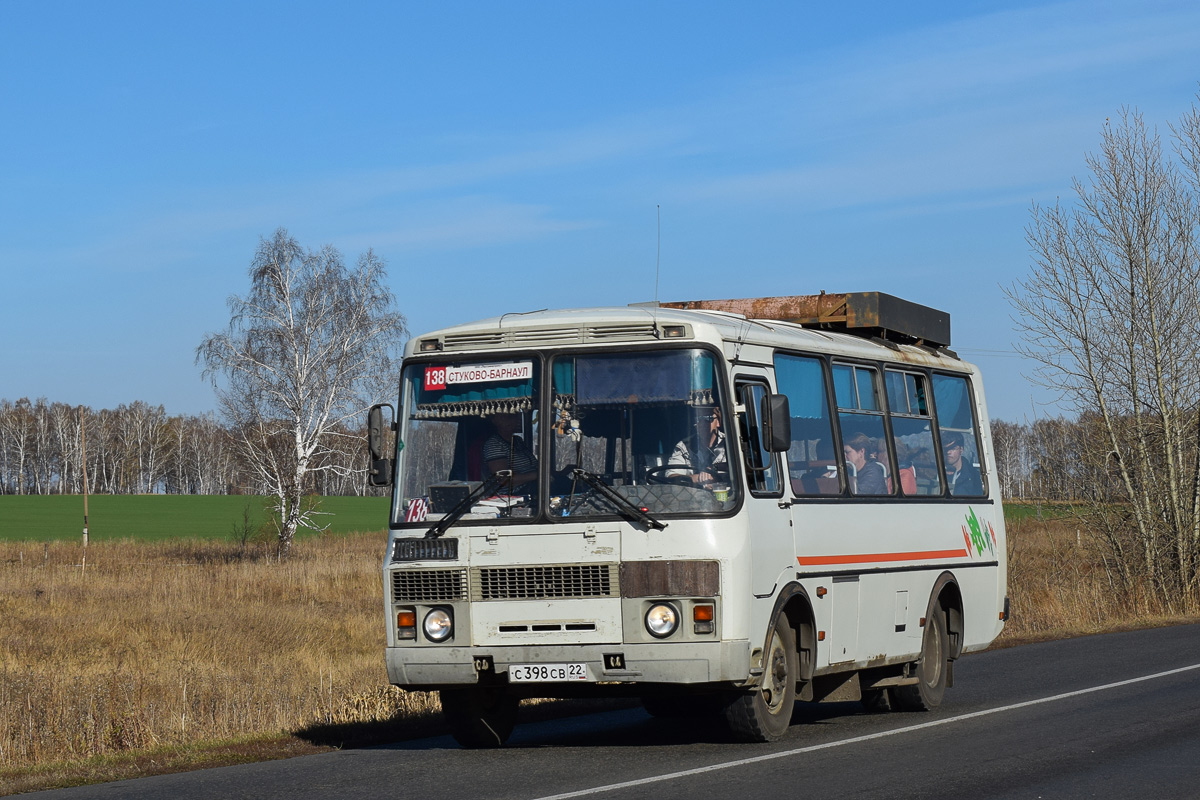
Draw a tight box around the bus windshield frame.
[391,345,739,528]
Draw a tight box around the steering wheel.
[644,464,700,486]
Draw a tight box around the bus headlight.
[645,602,679,638]
[423,608,453,642]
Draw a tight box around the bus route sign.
[424,362,533,391]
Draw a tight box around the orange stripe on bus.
[797,549,969,566]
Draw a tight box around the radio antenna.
[654,204,661,304]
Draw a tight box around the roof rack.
[658,292,951,348]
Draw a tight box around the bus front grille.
[471,564,619,601]
[391,569,468,603]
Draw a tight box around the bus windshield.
[395,358,541,526]
[548,349,736,519]
[392,348,737,526]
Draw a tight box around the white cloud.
[651,1,1200,214]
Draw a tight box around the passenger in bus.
[483,413,539,494]
[894,440,918,495]
[844,432,887,494]
[943,431,983,496]
[666,406,727,486]
[872,438,893,493]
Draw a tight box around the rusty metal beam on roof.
[661,293,849,323]
[659,292,951,347]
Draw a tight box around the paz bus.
[366,292,1008,747]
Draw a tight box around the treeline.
[0,398,377,497]
[4,394,1110,504]
[991,417,1109,503]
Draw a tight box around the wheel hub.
[761,632,788,712]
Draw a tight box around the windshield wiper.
[425,471,511,539]
[568,468,666,530]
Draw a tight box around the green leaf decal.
[964,508,994,557]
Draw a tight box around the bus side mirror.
[367,404,395,487]
[761,394,791,453]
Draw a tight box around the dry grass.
[0,534,440,792]
[3,518,1197,793]
[996,515,1199,646]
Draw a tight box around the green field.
[1003,501,1089,521]
[0,495,1078,541]
[0,495,391,542]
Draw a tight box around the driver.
[666,405,727,487]
[483,412,539,494]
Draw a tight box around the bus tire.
[893,601,948,712]
[440,687,519,748]
[722,615,797,742]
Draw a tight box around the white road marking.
[530,662,1200,800]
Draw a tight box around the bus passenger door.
[735,377,793,598]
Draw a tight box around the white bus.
[367,292,1008,747]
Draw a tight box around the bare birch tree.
[0,399,32,494]
[197,229,407,556]
[50,403,81,494]
[1006,105,1200,609]
[990,419,1027,499]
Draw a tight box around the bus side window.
[773,354,841,496]
[834,363,892,496]
[932,373,987,498]
[885,370,941,496]
[737,381,781,496]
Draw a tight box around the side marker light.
[397,608,417,640]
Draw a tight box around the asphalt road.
[26,623,1200,800]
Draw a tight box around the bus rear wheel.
[440,687,519,748]
[892,601,948,712]
[722,615,797,741]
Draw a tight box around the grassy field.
[999,501,1087,521]
[0,533,422,794]
[0,496,1076,541]
[0,495,390,542]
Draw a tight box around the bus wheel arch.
[929,571,965,662]
[775,582,817,685]
[893,572,960,712]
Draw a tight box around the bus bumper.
[386,640,751,687]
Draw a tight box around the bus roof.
[406,299,974,374]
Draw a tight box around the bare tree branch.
[1004,104,1200,607]
[197,229,407,556]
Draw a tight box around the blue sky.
[2,0,1199,422]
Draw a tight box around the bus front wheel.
[892,601,948,711]
[440,687,519,748]
[722,615,797,741]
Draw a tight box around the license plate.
[508,663,588,682]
